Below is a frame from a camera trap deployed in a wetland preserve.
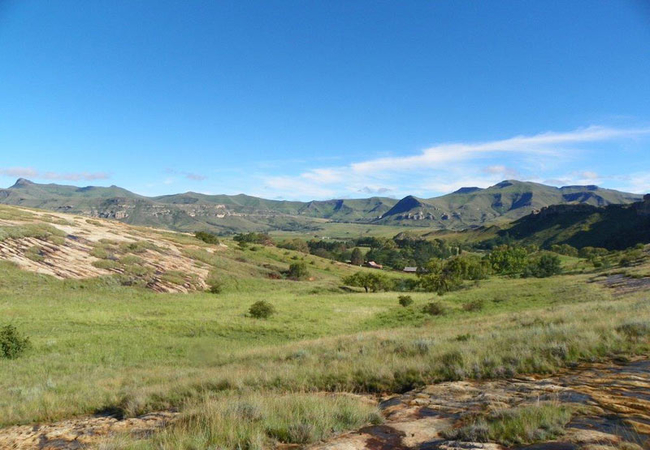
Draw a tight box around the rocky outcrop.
[311,359,649,450]
[0,208,210,293]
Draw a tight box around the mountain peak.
[453,187,482,194]
[11,178,34,188]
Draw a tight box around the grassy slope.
[498,202,650,250]
[1,257,648,429]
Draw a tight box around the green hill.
[490,195,650,250]
[0,178,641,234]
[377,180,642,229]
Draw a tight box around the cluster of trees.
[365,237,457,270]
[233,232,274,246]
[419,254,491,294]
[343,245,564,295]
[195,231,220,245]
[277,235,461,269]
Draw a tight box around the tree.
[487,245,529,275]
[288,262,310,280]
[419,272,460,295]
[343,272,392,293]
[350,248,364,266]
[522,253,562,278]
[278,238,309,253]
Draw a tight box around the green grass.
[108,393,381,450]
[0,214,649,450]
[0,223,66,243]
[0,258,647,433]
[444,402,577,446]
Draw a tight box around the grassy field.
[0,205,648,448]
[1,256,648,447]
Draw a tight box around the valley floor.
[0,205,648,449]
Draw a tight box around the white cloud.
[0,167,109,181]
[351,126,650,174]
[613,173,650,194]
[257,125,650,200]
[482,165,521,179]
[357,186,393,195]
[300,168,345,184]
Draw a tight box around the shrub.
[195,231,220,245]
[249,301,275,319]
[422,302,445,316]
[0,325,30,359]
[398,295,413,307]
[92,259,120,270]
[161,271,187,286]
[25,245,44,262]
[288,262,310,280]
[463,299,485,312]
[208,280,224,294]
[619,255,633,267]
[616,321,650,341]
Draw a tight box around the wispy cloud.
[165,169,206,181]
[351,126,650,173]
[0,167,109,181]
[260,125,650,200]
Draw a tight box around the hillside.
[490,194,650,250]
[0,178,641,234]
[376,180,642,228]
[0,203,366,293]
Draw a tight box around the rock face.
[0,207,210,293]
[0,411,178,450]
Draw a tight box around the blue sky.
[0,1,649,200]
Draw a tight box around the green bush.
[91,259,120,270]
[249,301,275,319]
[522,254,562,278]
[463,299,485,312]
[25,245,44,262]
[195,231,220,245]
[208,280,224,294]
[0,325,30,359]
[287,262,310,280]
[422,302,445,316]
[616,321,650,341]
[161,271,187,286]
[398,295,413,307]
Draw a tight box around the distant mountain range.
[0,178,643,234]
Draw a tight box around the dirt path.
[1,359,648,449]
